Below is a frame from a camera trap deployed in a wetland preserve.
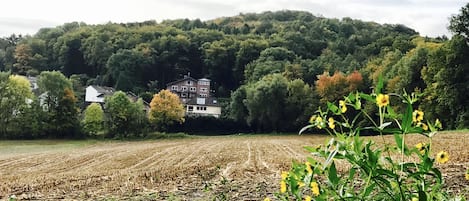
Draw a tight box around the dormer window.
[171,85,178,90]
[187,81,192,85]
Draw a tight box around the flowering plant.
[272,78,464,200]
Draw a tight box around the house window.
[171,85,178,90]
[200,94,208,98]
[181,93,187,97]
[190,87,196,92]
[203,107,207,111]
[188,106,193,111]
[200,88,207,92]
[187,81,192,85]
[181,86,187,91]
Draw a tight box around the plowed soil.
[1,132,468,200]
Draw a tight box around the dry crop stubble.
[0,132,467,200]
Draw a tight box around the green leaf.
[402,103,413,133]
[363,182,377,197]
[378,122,393,130]
[328,161,339,186]
[327,102,340,114]
[394,133,403,150]
[359,92,374,102]
[418,190,427,201]
[376,75,384,94]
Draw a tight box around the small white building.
[85,85,115,104]
[185,97,221,118]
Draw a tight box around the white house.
[185,97,221,118]
[85,85,115,104]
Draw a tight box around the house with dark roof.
[166,74,221,118]
[85,85,150,112]
[85,85,115,104]
[185,97,221,118]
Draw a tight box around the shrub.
[272,78,465,200]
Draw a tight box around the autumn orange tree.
[149,89,185,131]
[315,71,363,103]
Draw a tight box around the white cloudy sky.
[0,0,465,37]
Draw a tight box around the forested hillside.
[1,8,468,136]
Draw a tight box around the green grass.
[0,140,99,155]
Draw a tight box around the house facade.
[166,74,221,118]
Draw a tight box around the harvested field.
[0,132,468,200]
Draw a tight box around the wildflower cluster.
[274,78,462,200]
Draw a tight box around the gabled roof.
[90,85,115,95]
[186,97,219,106]
[198,78,210,81]
[166,76,198,86]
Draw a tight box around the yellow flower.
[435,119,442,129]
[376,94,390,108]
[305,162,313,174]
[309,115,316,124]
[310,181,320,196]
[413,110,424,123]
[280,181,287,193]
[281,171,289,180]
[415,142,426,154]
[465,173,469,181]
[339,100,347,113]
[264,198,271,201]
[315,116,323,129]
[421,123,428,131]
[412,197,418,201]
[328,117,335,129]
[304,195,312,201]
[436,151,449,164]
[298,182,305,188]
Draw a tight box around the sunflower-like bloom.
[328,117,335,129]
[339,100,347,113]
[309,115,316,124]
[376,94,389,108]
[415,142,426,154]
[315,116,324,129]
[436,151,449,164]
[305,162,313,174]
[280,181,287,193]
[465,172,469,181]
[413,110,424,123]
[310,181,320,196]
[304,195,312,201]
[264,198,271,201]
[281,171,288,180]
[421,123,428,131]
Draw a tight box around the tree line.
[0,6,468,138]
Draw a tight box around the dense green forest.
[1,6,468,138]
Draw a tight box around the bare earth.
[0,132,468,200]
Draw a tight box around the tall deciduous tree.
[148,89,185,131]
[0,73,33,136]
[449,3,469,39]
[245,74,288,132]
[38,71,80,137]
[105,91,147,138]
[82,103,104,136]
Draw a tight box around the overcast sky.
[0,0,465,38]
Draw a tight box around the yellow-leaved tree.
[148,89,185,131]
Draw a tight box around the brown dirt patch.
[0,132,468,200]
